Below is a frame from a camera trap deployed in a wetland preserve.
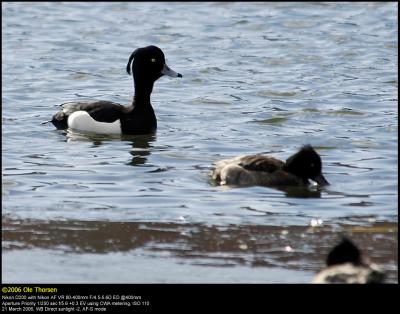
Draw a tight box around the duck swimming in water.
[212,145,329,187]
[51,45,182,135]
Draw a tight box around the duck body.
[312,263,384,284]
[51,100,156,135]
[213,155,304,186]
[212,145,329,187]
[51,45,181,135]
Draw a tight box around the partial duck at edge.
[312,237,385,284]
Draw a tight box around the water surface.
[2,2,398,283]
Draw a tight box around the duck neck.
[133,80,154,106]
[283,164,309,185]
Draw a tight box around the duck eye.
[310,163,315,168]
[151,58,156,63]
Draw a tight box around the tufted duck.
[312,237,385,284]
[51,45,182,135]
[211,145,329,187]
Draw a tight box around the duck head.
[327,237,362,266]
[284,145,330,186]
[126,45,182,84]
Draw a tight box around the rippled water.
[2,2,398,283]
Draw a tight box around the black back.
[239,155,285,173]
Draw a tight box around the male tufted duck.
[211,145,329,187]
[312,237,385,284]
[51,45,182,135]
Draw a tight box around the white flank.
[67,111,121,134]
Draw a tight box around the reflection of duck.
[51,46,182,135]
[65,130,120,145]
[212,145,329,188]
[277,186,322,198]
[65,131,155,166]
[312,237,385,284]
[126,134,156,166]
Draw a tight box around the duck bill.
[313,173,330,186]
[161,63,182,78]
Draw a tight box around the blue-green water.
[2,2,398,283]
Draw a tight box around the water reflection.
[278,186,322,198]
[2,216,397,282]
[209,180,323,198]
[63,129,156,166]
[65,129,122,144]
[125,134,156,166]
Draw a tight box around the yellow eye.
[151,58,156,63]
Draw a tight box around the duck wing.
[238,155,285,173]
[51,100,128,129]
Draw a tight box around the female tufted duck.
[211,145,329,187]
[312,237,385,284]
[51,45,182,135]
